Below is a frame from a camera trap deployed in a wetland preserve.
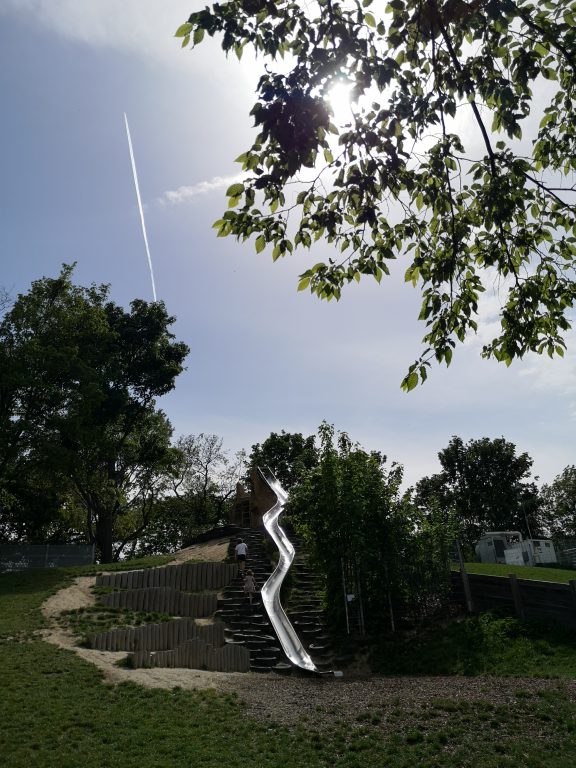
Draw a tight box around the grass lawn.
[461,562,576,583]
[2,563,576,767]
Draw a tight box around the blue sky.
[1,1,574,488]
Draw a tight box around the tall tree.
[180,1,576,387]
[540,465,576,538]
[414,435,541,547]
[136,433,246,555]
[0,266,189,561]
[247,430,318,489]
[288,423,404,631]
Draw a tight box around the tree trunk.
[95,512,114,563]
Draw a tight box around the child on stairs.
[243,569,257,605]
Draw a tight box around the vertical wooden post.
[568,581,576,628]
[456,541,474,613]
[509,574,525,620]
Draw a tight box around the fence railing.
[451,571,576,630]
[0,543,94,572]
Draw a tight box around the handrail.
[258,466,318,673]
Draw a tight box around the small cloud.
[158,174,243,206]
[516,327,576,417]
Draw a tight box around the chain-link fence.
[0,543,95,572]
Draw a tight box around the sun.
[326,82,353,126]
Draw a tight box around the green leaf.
[175,23,193,38]
[297,276,311,291]
[226,183,244,197]
[364,12,376,27]
[255,235,266,254]
[193,27,205,45]
[403,371,419,392]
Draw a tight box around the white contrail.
[124,113,157,302]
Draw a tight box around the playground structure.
[85,467,331,674]
[258,467,319,673]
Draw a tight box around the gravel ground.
[220,673,576,729]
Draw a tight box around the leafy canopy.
[0,266,189,561]
[288,422,454,631]
[540,465,576,538]
[247,430,318,489]
[414,435,541,547]
[179,0,576,388]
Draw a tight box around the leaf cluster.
[0,266,189,561]
[181,0,576,386]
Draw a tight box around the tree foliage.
[180,0,576,387]
[288,423,453,632]
[133,434,246,556]
[540,465,576,538]
[0,266,189,562]
[414,435,541,547]
[247,430,318,489]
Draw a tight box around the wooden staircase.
[218,528,335,674]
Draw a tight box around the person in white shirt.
[235,538,248,574]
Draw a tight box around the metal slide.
[258,467,319,673]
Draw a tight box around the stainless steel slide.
[258,467,319,673]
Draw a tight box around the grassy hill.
[2,561,576,767]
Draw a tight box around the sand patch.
[170,539,229,564]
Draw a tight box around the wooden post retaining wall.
[132,639,250,673]
[89,618,226,652]
[95,562,236,592]
[98,587,218,617]
[91,560,249,671]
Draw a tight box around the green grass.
[370,613,576,677]
[3,562,576,767]
[0,555,173,638]
[461,562,576,583]
[56,605,173,644]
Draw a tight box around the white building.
[475,531,557,567]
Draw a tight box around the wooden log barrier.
[95,562,236,592]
